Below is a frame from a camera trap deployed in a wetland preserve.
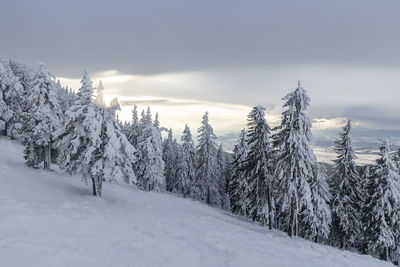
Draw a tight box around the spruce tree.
[229,129,250,216]
[196,112,219,205]
[272,81,316,237]
[21,64,62,169]
[173,143,191,197]
[56,70,104,195]
[135,107,165,191]
[181,124,197,198]
[245,106,275,228]
[363,140,400,261]
[0,60,24,137]
[330,119,363,249]
[216,144,231,210]
[163,128,177,191]
[308,163,332,242]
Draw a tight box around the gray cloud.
[1,0,400,77]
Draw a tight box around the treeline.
[1,59,399,264]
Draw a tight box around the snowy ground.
[0,137,392,267]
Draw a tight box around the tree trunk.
[288,198,297,238]
[267,186,273,230]
[92,177,97,196]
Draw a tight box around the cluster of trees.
[1,59,399,264]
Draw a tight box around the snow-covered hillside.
[0,137,392,267]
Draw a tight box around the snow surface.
[0,137,392,267]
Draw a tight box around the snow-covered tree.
[272,81,316,238]
[216,144,231,210]
[135,107,165,191]
[196,112,219,205]
[245,106,275,228]
[94,89,137,186]
[0,60,24,137]
[181,124,197,197]
[363,140,400,261]
[163,128,178,191]
[56,70,104,195]
[21,64,62,169]
[330,119,363,249]
[229,129,250,216]
[173,143,191,197]
[125,104,140,147]
[57,72,136,196]
[307,163,332,242]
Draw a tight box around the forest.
[1,59,399,264]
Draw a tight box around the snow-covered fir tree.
[173,143,191,197]
[195,112,219,206]
[125,104,140,147]
[308,163,332,242]
[134,107,165,191]
[57,71,137,196]
[163,128,178,191]
[93,85,137,186]
[272,81,316,238]
[0,60,24,137]
[330,119,363,249]
[216,144,231,210]
[56,70,104,195]
[181,124,197,197]
[363,140,400,261]
[229,129,250,216]
[21,64,63,169]
[245,106,275,228]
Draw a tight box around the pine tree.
[181,124,197,198]
[95,89,137,186]
[196,112,219,205]
[363,140,400,261]
[229,129,250,216]
[245,106,275,228]
[173,143,191,197]
[56,70,104,195]
[308,163,332,242]
[216,144,231,210]
[21,64,62,169]
[0,60,24,137]
[330,119,363,249]
[135,107,165,191]
[125,104,140,147]
[163,128,177,191]
[272,81,316,238]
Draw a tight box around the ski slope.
[0,137,392,267]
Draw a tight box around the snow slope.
[0,137,392,267]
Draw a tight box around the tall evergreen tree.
[56,70,104,195]
[173,143,191,197]
[135,107,165,191]
[245,106,275,228]
[163,128,177,191]
[308,163,332,242]
[181,124,197,197]
[125,104,140,147]
[229,129,250,216]
[272,81,316,238]
[196,112,219,205]
[363,140,400,261]
[0,60,24,137]
[216,144,231,210]
[21,64,62,169]
[330,119,363,249]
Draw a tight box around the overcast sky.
[1,0,400,160]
